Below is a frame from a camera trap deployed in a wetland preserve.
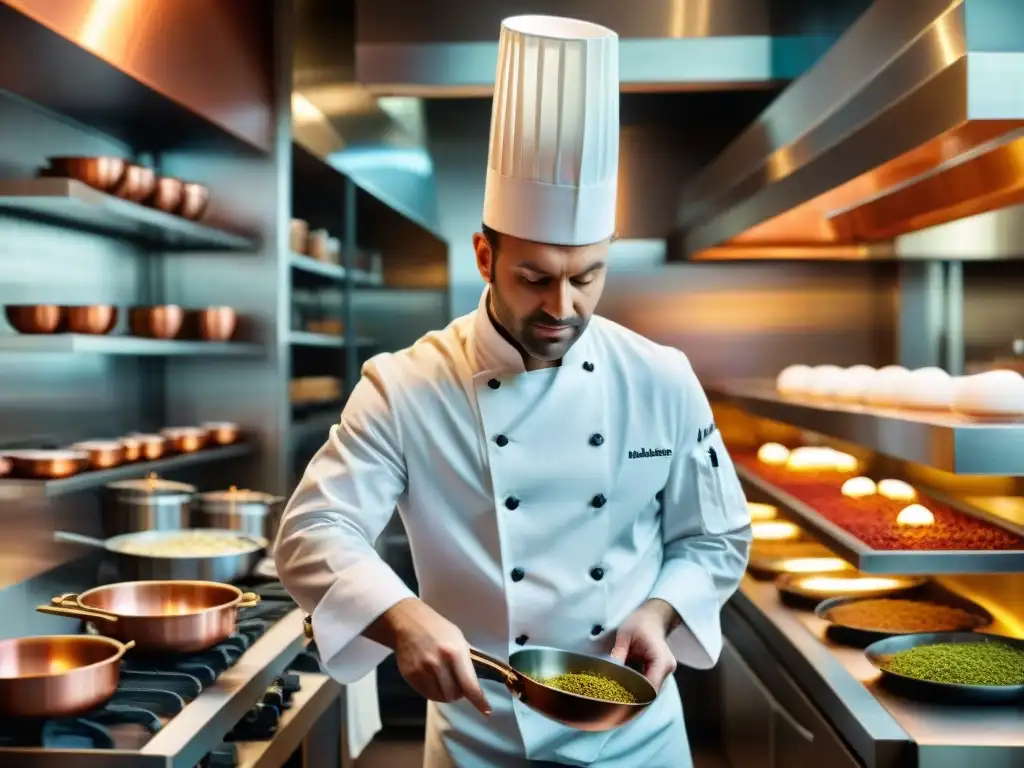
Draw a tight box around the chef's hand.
[610,599,679,691]
[368,598,492,716]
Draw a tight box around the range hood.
[351,0,865,96]
[677,0,1024,260]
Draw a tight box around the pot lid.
[160,426,208,437]
[5,449,88,460]
[198,485,280,504]
[71,440,123,450]
[107,473,195,495]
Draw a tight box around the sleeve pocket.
[689,441,749,536]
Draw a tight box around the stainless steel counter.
[729,576,1024,768]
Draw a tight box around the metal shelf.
[0,178,255,250]
[736,464,1024,575]
[289,252,383,286]
[0,442,253,500]
[288,331,375,348]
[710,381,1024,476]
[0,333,262,356]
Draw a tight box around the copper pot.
[149,176,185,213]
[0,635,134,719]
[4,450,89,479]
[65,305,118,335]
[44,156,127,193]
[201,421,241,445]
[113,163,156,202]
[178,182,210,220]
[195,307,237,342]
[130,305,184,339]
[122,433,167,461]
[37,581,260,653]
[69,440,126,471]
[5,305,65,334]
[160,427,209,453]
[0,457,10,478]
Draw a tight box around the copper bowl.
[129,305,184,339]
[0,635,134,719]
[65,305,118,335]
[178,182,210,220]
[38,582,259,654]
[201,421,241,445]
[122,433,167,461]
[69,440,126,471]
[113,163,156,203]
[195,307,237,342]
[4,450,90,479]
[0,457,9,477]
[160,427,209,453]
[43,157,127,193]
[148,176,185,213]
[5,305,65,334]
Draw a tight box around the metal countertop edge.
[141,608,310,768]
[726,579,910,767]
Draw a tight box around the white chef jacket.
[275,287,752,767]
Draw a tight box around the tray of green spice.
[865,632,1024,704]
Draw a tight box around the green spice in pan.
[539,672,637,704]
[882,642,1024,686]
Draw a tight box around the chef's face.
[473,229,608,366]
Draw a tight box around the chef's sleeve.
[275,358,416,684]
[647,352,752,670]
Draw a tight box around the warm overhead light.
[757,443,790,466]
[777,557,851,574]
[747,502,778,521]
[752,521,802,541]
[841,476,877,498]
[896,504,935,527]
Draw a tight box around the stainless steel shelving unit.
[0,443,253,500]
[737,464,1024,574]
[0,178,255,250]
[0,334,262,356]
[289,251,381,286]
[710,381,1024,476]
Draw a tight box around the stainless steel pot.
[53,529,267,582]
[102,475,195,537]
[193,487,285,543]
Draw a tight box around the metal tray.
[865,632,1024,704]
[773,571,927,610]
[815,592,993,647]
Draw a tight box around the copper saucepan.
[36,580,260,653]
[0,635,134,719]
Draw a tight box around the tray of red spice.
[734,455,1024,575]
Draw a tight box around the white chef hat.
[483,15,620,247]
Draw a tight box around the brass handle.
[237,592,261,609]
[51,593,120,620]
[303,615,314,640]
[116,639,136,658]
[36,605,120,623]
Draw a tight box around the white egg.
[952,370,1024,418]
[834,365,877,402]
[901,367,954,410]
[776,365,814,395]
[877,479,917,501]
[862,365,911,406]
[808,365,846,398]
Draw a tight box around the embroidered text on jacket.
[628,448,673,459]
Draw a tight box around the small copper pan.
[195,307,237,342]
[148,176,185,213]
[37,581,260,653]
[202,422,241,445]
[70,440,126,471]
[66,305,118,335]
[5,305,65,334]
[43,157,127,193]
[161,427,209,453]
[113,163,156,203]
[4,450,89,479]
[123,433,167,461]
[0,635,134,719]
[130,305,184,339]
[0,457,10,478]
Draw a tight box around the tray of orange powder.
[734,454,1024,575]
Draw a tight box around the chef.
[275,14,752,768]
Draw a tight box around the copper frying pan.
[36,580,260,653]
[0,635,134,719]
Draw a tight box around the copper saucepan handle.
[36,593,120,623]
[469,648,522,696]
[237,592,261,609]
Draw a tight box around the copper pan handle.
[52,593,120,620]
[469,648,522,696]
[237,592,261,609]
[114,639,136,659]
[35,604,119,624]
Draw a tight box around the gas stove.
[0,579,316,768]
